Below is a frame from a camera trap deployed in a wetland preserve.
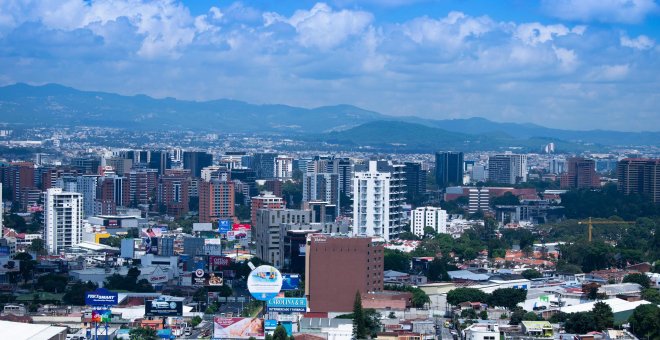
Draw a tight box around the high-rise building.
[250,192,285,226]
[105,157,133,176]
[76,175,100,217]
[302,173,340,207]
[617,158,660,203]
[41,166,79,190]
[231,168,257,198]
[274,156,294,179]
[352,160,406,241]
[71,156,100,175]
[148,150,172,175]
[252,153,278,179]
[335,158,353,196]
[158,170,191,217]
[97,175,130,208]
[488,154,528,185]
[5,162,35,203]
[435,152,464,188]
[468,187,490,214]
[128,168,158,206]
[0,182,3,237]
[550,158,565,175]
[411,207,447,236]
[199,179,235,223]
[305,235,384,313]
[183,151,213,178]
[254,208,313,266]
[44,188,83,254]
[404,162,427,203]
[560,157,599,189]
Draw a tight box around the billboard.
[264,319,277,330]
[142,237,159,255]
[141,227,164,238]
[85,288,119,306]
[193,223,214,232]
[209,256,231,269]
[203,244,222,256]
[91,309,112,323]
[247,265,283,301]
[281,274,301,291]
[218,220,232,234]
[193,268,224,286]
[214,317,264,339]
[232,224,251,231]
[0,258,20,273]
[145,300,183,317]
[266,297,307,313]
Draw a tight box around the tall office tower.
[618,158,660,203]
[404,162,427,203]
[254,208,313,266]
[97,175,130,208]
[183,151,213,178]
[302,173,340,207]
[128,168,158,206]
[76,175,100,217]
[148,150,172,175]
[41,167,79,190]
[44,188,83,254]
[71,156,100,174]
[334,158,353,196]
[200,166,230,182]
[170,148,183,164]
[435,152,464,188]
[471,165,487,182]
[105,157,133,176]
[198,179,235,223]
[352,160,406,241]
[0,182,3,237]
[6,162,35,203]
[468,187,490,214]
[158,170,190,217]
[274,156,294,179]
[488,153,528,185]
[305,235,384,313]
[252,153,278,179]
[560,157,600,189]
[411,206,447,236]
[231,168,257,198]
[251,192,285,226]
[219,152,245,170]
[550,158,565,175]
[55,176,77,192]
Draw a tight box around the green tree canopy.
[273,324,288,340]
[447,288,489,306]
[63,281,98,305]
[628,304,660,339]
[489,288,527,310]
[622,273,651,289]
[129,327,158,340]
[592,301,614,330]
[521,269,542,280]
[383,249,410,272]
[353,291,366,340]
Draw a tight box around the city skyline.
[0,0,659,131]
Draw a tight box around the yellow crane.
[578,217,635,242]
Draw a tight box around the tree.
[509,308,526,325]
[129,327,158,340]
[479,310,488,320]
[427,257,450,282]
[490,192,520,208]
[461,309,477,319]
[191,316,202,327]
[628,304,660,339]
[489,288,527,310]
[548,312,568,323]
[383,249,410,272]
[353,291,367,339]
[63,281,98,305]
[273,324,288,340]
[447,288,489,306]
[36,274,68,293]
[411,288,430,308]
[564,312,597,334]
[592,301,614,330]
[14,252,36,283]
[641,288,660,304]
[28,239,45,254]
[622,273,651,289]
[522,312,542,321]
[521,269,542,280]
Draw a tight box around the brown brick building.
[561,157,600,189]
[305,235,384,313]
[617,158,660,203]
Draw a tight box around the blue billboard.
[266,297,307,313]
[218,220,231,234]
[281,274,301,291]
[85,288,119,306]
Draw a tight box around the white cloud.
[402,11,494,49]
[588,64,630,81]
[543,0,659,24]
[264,3,372,50]
[620,33,655,50]
[553,46,578,71]
[514,23,575,45]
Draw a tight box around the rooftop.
[0,320,67,340]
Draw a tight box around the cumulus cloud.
[620,33,655,50]
[543,0,659,24]
[401,11,494,49]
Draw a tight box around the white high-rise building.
[411,207,447,236]
[352,160,406,241]
[44,188,83,254]
[488,153,528,184]
[76,175,100,217]
[274,156,294,179]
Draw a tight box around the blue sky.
[0,0,658,131]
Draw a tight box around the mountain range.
[0,83,658,151]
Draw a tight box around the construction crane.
[578,217,635,242]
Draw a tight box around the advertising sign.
[214,317,264,339]
[247,265,283,301]
[193,268,206,286]
[266,297,307,313]
[193,268,223,286]
[209,256,231,268]
[281,274,300,291]
[141,227,164,238]
[142,237,159,255]
[232,224,251,231]
[0,246,10,256]
[218,220,231,234]
[91,309,112,323]
[193,223,214,232]
[264,319,277,330]
[145,300,183,317]
[85,288,119,306]
[203,244,222,256]
[226,231,236,242]
[0,258,20,273]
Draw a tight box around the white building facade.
[411,207,447,236]
[352,160,406,241]
[44,188,83,254]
